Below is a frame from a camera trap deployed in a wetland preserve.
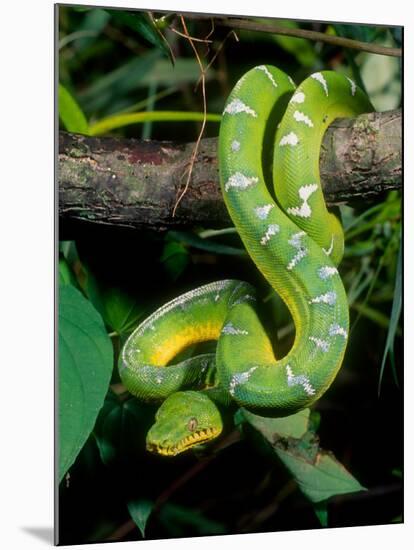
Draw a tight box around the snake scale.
[120,66,373,456]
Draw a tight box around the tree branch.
[183,15,402,57]
[219,18,402,57]
[59,109,401,232]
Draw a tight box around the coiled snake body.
[120,66,373,456]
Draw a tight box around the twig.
[237,479,297,532]
[188,16,402,57]
[105,429,242,541]
[172,17,208,217]
[148,11,176,64]
[170,27,213,43]
[196,30,239,89]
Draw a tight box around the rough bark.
[58,109,401,231]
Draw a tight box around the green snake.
[120,66,373,456]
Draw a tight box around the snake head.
[146,391,223,456]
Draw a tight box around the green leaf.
[93,392,120,465]
[242,408,310,440]
[108,10,172,63]
[59,256,78,287]
[168,230,247,257]
[159,503,226,536]
[58,83,89,134]
[59,240,80,265]
[73,8,110,51]
[360,46,401,110]
[379,232,402,392]
[313,500,329,527]
[80,54,216,116]
[160,241,189,281]
[275,447,365,503]
[102,288,146,335]
[271,20,318,67]
[244,407,365,504]
[352,302,395,331]
[58,284,113,482]
[138,58,216,88]
[93,393,155,465]
[89,110,221,136]
[79,50,161,114]
[332,23,382,44]
[81,267,146,335]
[127,498,154,538]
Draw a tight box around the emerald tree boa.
[120,66,373,456]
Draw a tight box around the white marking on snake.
[224,98,257,117]
[224,172,259,192]
[329,324,348,338]
[256,65,278,88]
[260,224,280,245]
[287,184,318,218]
[222,322,249,336]
[290,91,305,104]
[311,72,329,96]
[309,291,337,306]
[346,77,356,96]
[309,336,330,352]
[323,235,334,256]
[279,132,299,147]
[288,76,296,87]
[286,365,315,396]
[231,140,241,152]
[318,266,338,280]
[214,293,220,302]
[229,366,258,396]
[254,204,274,220]
[287,231,307,270]
[293,110,314,127]
[155,372,164,384]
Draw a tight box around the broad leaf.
[242,408,310,440]
[82,268,146,335]
[243,408,365,503]
[93,393,154,465]
[58,284,113,482]
[275,447,365,503]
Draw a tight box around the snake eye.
[187,417,198,432]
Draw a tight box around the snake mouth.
[146,427,220,456]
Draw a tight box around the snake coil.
[120,66,373,456]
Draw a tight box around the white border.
[2,1,411,549]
